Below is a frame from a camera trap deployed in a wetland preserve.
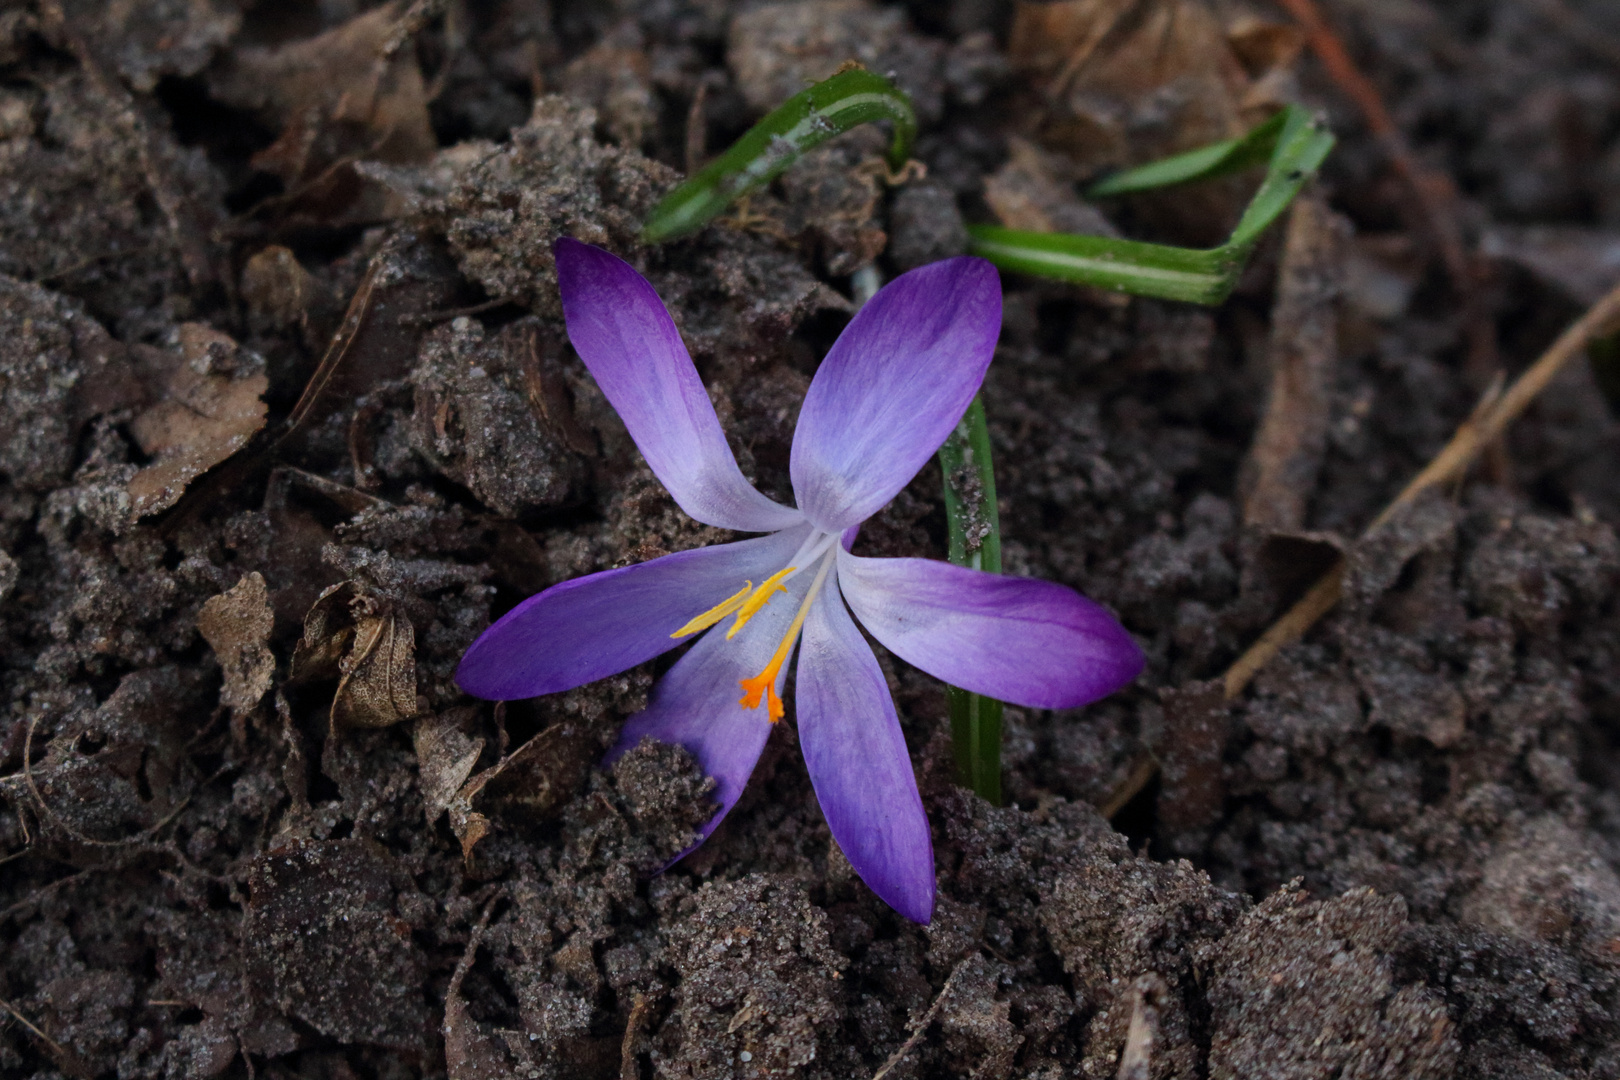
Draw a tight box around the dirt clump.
[4,1,1620,1077]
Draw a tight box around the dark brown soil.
[5,1,1620,1077]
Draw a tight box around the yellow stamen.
[670,581,754,638]
[738,572,823,722]
[725,566,795,640]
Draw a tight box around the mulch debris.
[5,0,1620,1077]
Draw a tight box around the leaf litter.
[4,0,1620,1077]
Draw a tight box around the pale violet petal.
[790,258,1001,531]
[837,549,1143,709]
[557,237,802,532]
[796,574,934,923]
[457,524,811,700]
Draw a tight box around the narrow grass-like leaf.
[968,105,1335,305]
[642,67,916,244]
[1084,108,1290,198]
[967,228,1241,305]
[937,394,1004,804]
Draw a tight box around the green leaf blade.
[937,394,1005,804]
[970,105,1335,306]
[642,67,916,244]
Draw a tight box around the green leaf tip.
[641,66,917,244]
[969,104,1336,306]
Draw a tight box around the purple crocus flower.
[456,238,1143,923]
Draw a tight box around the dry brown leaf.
[445,723,594,864]
[1008,0,1269,241]
[196,571,276,721]
[984,136,1121,236]
[1010,0,1250,164]
[291,580,419,730]
[411,708,484,825]
[210,1,436,187]
[334,606,417,729]
[240,245,315,332]
[126,324,268,522]
[444,901,541,1080]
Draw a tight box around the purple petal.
[837,551,1143,709]
[605,544,820,850]
[457,524,811,700]
[790,258,1001,532]
[557,238,802,533]
[796,576,934,923]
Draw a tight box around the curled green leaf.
[968,105,1335,306]
[642,67,917,244]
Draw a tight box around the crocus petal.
[837,550,1143,709]
[557,238,802,533]
[457,524,811,700]
[606,552,816,848]
[796,575,934,923]
[789,258,1001,532]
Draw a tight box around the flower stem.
[937,394,1004,804]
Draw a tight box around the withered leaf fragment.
[445,723,594,863]
[196,572,276,720]
[209,1,437,185]
[127,324,268,521]
[291,581,418,730]
[411,709,484,826]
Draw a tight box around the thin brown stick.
[684,81,709,178]
[1099,753,1160,819]
[20,716,190,851]
[1275,0,1500,399]
[280,262,382,439]
[1223,277,1620,701]
[870,957,973,1080]
[1272,0,1467,282]
[1222,563,1344,700]
[1101,279,1620,819]
[1525,0,1620,68]
[1241,191,1346,533]
[619,990,661,1080]
[0,871,90,924]
[0,996,92,1079]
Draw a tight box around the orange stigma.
[738,665,786,722]
[737,557,832,722]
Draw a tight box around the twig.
[684,81,709,178]
[1099,753,1160,820]
[1275,0,1498,391]
[397,298,513,327]
[37,2,218,294]
[20,716,191,851]
[619,990,662,1080]
[1524,0,1620,68]
[280,260,382,440]
[0,871,90,924]
[1101,278,1620,819]
[870,957,973,1080]
[1222,568,1345,701]
[1223,276,1620,700]
[1240,190,1346,533]
[0,996,92,1079]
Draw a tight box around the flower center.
[737,551,836,721]
[669,530,840,722]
